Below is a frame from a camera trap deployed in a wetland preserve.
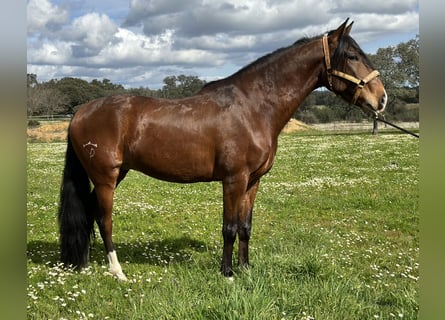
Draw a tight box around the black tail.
[58,134,94,269]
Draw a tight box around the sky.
[27,0,419,89]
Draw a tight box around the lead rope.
[374,114,419,138]
[360,103,419,138]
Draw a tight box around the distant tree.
[396,35,419,88]
[41,77,129,113]
[27,84,45,116]
[160,75,206,98]
[27,73,40,116]
[176,74,206,97]
[90,78,126,94]
[395,36,419,103]
[27,74,69,117]
[368,36,419,121]
[45,77,95,113]
[27,73,38,88]
[27,73,209,116]
[42,87,69,117]
[161,76,178,98]
[127,86,159,97]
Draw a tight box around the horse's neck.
[236,41,323,137]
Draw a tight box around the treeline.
[27,74,206,116]
[27,36,418,123]
[297,87,418,123]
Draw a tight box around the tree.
[368,36,419,93]
[368,36,419,121]
[47,77,102,113]
[27,73,38,88]
[127,86,159,97]
[91,78,126,94]
[160,75,206,98]
[395,36,419,103]
[27,84,45,117]
[41,87,69,117]
[27,75,69,117]
[396,35,419,88]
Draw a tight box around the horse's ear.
[330,18,349,41]
[345,21,354,35]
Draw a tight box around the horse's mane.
[233,37,315,75]
[331,33,374,69]
[202,35,321,90]
[201,29,373,90]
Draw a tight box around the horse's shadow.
[27,236,208,267]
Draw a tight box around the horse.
[58,19,387,281]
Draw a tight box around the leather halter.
[322,35,380,105]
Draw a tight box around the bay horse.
[58,19,387,280]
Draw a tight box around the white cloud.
[27,39,72,65]
[27,0,68,33]
[88,28,172,66]
[127,0,332,37]
[177,34,257,51]
[67,13,118,54]
[82,28,223,68]
[27,0,419,88]
[345,11,419,45]
[330,0,418,14]
[28,25,224,69]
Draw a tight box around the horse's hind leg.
[92,172,128,281]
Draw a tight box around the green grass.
[27,132,419,319]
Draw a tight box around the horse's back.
[68,95,224,182]
[70,95,133,132]
[68,93,273,184]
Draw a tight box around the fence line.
[28,115,419,133]
[311,121,419,132]
[28,114,72,121]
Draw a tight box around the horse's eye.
[347,53,359,61]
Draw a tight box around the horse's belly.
[128,146,217,183]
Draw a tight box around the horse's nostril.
[379,92,388,111]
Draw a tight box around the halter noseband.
[322,35,380,105]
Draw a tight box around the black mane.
[202,35,321,90]
[201,29,373,90]
[331,33,374,69]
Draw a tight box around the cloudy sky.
[27,0,419,89]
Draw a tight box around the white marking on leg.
[107,251,127,281]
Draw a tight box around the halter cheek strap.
[322,35,380,105]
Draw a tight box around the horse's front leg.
[221,174,249,277]
[237,180,260,269]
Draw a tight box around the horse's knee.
[222,223,238,242]
[238,222,251,242]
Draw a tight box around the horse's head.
[323,19,387,116]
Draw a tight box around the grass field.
[27,131,419,319]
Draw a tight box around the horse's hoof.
[104,270,128,281]
[115,272,128,281]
